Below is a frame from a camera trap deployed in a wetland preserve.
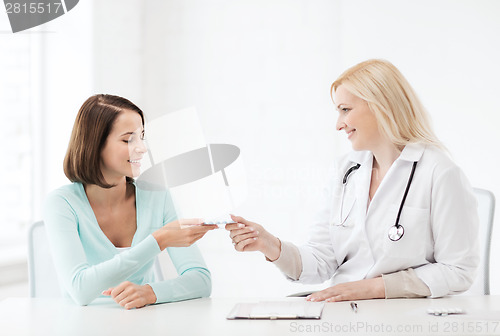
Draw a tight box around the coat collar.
[346,150,371,166]
[397,142,426,162]
[346,142,426,165]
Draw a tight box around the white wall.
[38,1,95,195]
[91,0,341,297]
[36,0,500,296]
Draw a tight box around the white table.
[1,296,499,336]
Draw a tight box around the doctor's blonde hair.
[331,59,443,149]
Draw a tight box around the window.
[0,15,41,271]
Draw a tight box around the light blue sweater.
[43,182,211,306]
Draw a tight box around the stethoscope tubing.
[394,161,418,231]
[339,164,360,226]
[340,160,418,242]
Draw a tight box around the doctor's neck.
[371,142,404,171]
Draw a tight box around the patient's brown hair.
[64,94,145,188]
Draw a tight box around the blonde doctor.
[226,59,479,302]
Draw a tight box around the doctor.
[226,59,479,302]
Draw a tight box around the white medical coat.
[297,143,479,297]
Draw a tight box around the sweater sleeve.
[144,187,211,303]
[43,191,161,306]
[270,240,303,281]
[383,268,431,298]
[148,244,211,303]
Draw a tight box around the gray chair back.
[462,188,495,295]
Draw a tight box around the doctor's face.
[334,85,382,151]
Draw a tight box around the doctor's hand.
[152,219,218,250]
[102,281,156,309]
[225,215,281,261]
[306,278,385,302]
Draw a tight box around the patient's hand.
[225,215,281,261]
[152,219,218,250]
[306,278,385,302]
[102,281,157,309]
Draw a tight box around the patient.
[44,94,217,308]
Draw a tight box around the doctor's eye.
[341,108,351,113]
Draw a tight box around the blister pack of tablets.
[426,308,465,316]
[203,220,236,226]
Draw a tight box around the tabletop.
[1,295,499,335]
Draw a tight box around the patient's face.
[100,110,147,183]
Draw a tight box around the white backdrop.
[23,0,500,297]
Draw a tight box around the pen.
[350,302,358,313]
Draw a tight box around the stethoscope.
[339,160,418,242]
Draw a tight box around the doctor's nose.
[336,115,346,131]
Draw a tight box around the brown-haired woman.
[44,94,217,308]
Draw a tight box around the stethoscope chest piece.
[388,225,404,241]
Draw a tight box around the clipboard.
[226,301,325,320]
